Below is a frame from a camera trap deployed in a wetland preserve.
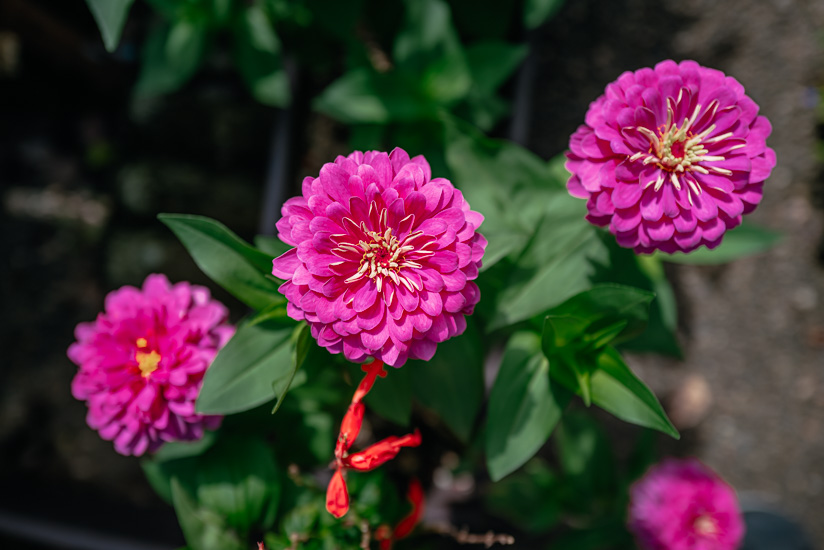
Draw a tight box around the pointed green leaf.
[159,214,282,311]
[196,319,300,415]
[589,348,678,438]
[234,4,291,107]
[394,0,471,104]
[271,323,311,414]
[135,20,207,96]
[486,332,570,481]
[86,0,135,52]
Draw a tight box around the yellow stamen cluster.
[135,338,161,378]
[628,96,744,203]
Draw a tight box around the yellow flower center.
[694,514,718,537]
[135,338,161,378]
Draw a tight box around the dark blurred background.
[1,0,823,548]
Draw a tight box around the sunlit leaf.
[159,214,282,311]
[486,332,570,481]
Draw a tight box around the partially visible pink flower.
[566,59,775,254]
[629,458,745,550]
[272,148,486,367]
[68,274,234,456]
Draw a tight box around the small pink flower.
[566,59,776,254]
[272,148,486,367]
[629,458,745,550]
[68,274,234,456]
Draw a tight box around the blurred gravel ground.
[531,0,824,542]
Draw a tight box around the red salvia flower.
[377,478,426,550]
[325,360,422,518]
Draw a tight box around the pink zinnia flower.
[68,274,234,456]
[629,458,745,550]
[271,148,486,367]
[566,59,776,253]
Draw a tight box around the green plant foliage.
[394,0,471,105]
[409,319,484,442]
[658,222,782,265]
[136,19,209,96]
[234,3,291,107]
[156,434,280,550]
[486,332,570,481]
[445,120,609,330]
[86,0,135,52]
[540,288,678,438]
[159,214,283,311]
[196,318,304,415]
[523,0,566,29]
[485,459,562,533]
[591,239,682,357]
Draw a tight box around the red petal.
[344,429,421,471]
[352,359,387,403]
[335,402,365,457]
[393,478,425,540]
[326,469,350,518]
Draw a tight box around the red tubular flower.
[393,478,425,539]
[325,360,422,518]
[326,469,350,519]
[344,430,422,472]
[377,478,426,550]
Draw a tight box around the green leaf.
[410,319,484,442]
[592,239,681,357]
[135,20,208,96]
[314,69,436,124]
[234,4,291,107]
[554,412,616,497]
[658,222,782,265]
[490,207,609,330]
[360,363,412,426]
[159,214,282,311]
[561,347,679,438]
[542,284,655,349]
[152,430,218,463]
[193,436,280,533]
[524,0,566,29]
[394,0,471,104]
[196,319,299,415]
[464,41,527,95]
[486,332,570,481]
[478,230,526,272]
[171,477,246,550]
[85,0,135,52]
[254,235,291,259]
[271,323,311,414]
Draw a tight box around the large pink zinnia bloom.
[566,59,776,254]
[629,458,745,550]
[272,148,486,367]
[68,274,233,456]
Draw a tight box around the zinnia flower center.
[352,227,422,292]
[629,98,737,196]
[135,337,161,378]
[693,514,719,537]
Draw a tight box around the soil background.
[1,0,823,547]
